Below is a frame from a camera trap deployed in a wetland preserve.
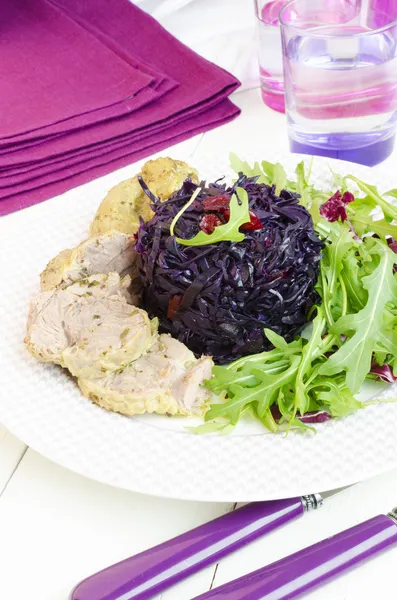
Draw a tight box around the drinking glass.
[255,0,288,113]
[279,0,397,165]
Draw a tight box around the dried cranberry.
[319,190,355,223]
[199,213,224,234]
[167,295,182,319]
[202,195,230,211]
[241,211,263,231]
[222,208,262,231]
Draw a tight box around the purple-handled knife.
[191,507,397,599]
[70,494,322,600]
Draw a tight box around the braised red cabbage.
[136,175,323,364]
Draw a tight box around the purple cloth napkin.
[0,85,234,171]
[0,0,163,138]
[2,0,178,146]
[1,77,177,147]
[0,89,234,183]
[0,100,238,215]
[0,0,240,214]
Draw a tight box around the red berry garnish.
[222,208,262,231]
[241,211,263,231]
[199,213,224,234]
[202,195,230,211]
[167,295,182,319]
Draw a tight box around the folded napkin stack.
[0,0,240,215]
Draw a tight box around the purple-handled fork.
[70,495,321,600]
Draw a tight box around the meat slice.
[25,273,155,377]
[90,157,199,236]
[40,231,137,293]
[78,334,213,417]
[26,273,132,362]
[140,157,199,202]
[27,271,213,416]
[39,248,73,291]
[89,176,150,236]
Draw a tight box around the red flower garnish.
[319,190,355,223]
[199,213,224,234]
[167,295,182,319]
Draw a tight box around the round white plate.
[1,150,397,502]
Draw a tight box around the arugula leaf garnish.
[319,240,397,392]
[173,187,250,247]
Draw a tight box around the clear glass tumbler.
[279,0,397,165]
[255,0,288,113]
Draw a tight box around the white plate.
[1,150,397,502]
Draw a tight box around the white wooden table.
[2,88,397,599]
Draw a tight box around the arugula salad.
[197,155,397,433]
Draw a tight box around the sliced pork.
[40,231,137,292]
[78,334,213,417]
[90,157,199,236]
[26,273,154,377]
